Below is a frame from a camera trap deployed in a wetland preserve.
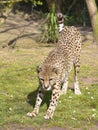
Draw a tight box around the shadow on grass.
[27,89,52,108]
[27,86,74,109]
[7,33,36,47]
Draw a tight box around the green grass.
[0,43,98,129]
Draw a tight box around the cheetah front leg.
[44,87,61,119]
[27,88,44,118]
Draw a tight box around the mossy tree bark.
[86,0,98,43]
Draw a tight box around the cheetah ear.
[37,66,42,73]
[52,67,58,74]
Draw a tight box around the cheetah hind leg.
[74,62,81,95]
[74,81,81,95]
[61,73,69,95]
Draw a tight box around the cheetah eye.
[49,78,53,81]
[40,78,44,82]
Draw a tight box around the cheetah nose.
[44,86,49,89]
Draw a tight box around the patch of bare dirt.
[1,124,35,130]
[0,13,42,48]
[1,125,98,130]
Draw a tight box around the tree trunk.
[55,0,62,13]
[85,0,98,43]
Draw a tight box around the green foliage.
[24,0,43,6]
[0,0,43,13]
[0,0,19,14]
[0,0,43,5]
[63,15,68,25]
[33,0,43,6]
[46,4,58,43]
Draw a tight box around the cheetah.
[27,26,82,119]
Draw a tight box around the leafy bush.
[46,4,58,43]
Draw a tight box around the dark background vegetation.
[0,0,95,26]
[13,0,91,26]
[10,0,98,26]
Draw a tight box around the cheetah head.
[37,65,58,91]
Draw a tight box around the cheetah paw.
[44,115,52,119]
[75,90,81,95]
[27,112,36,118]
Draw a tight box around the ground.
[0,13,98,130]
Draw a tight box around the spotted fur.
[27,26,82,119]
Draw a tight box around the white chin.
[45,87,52,91]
